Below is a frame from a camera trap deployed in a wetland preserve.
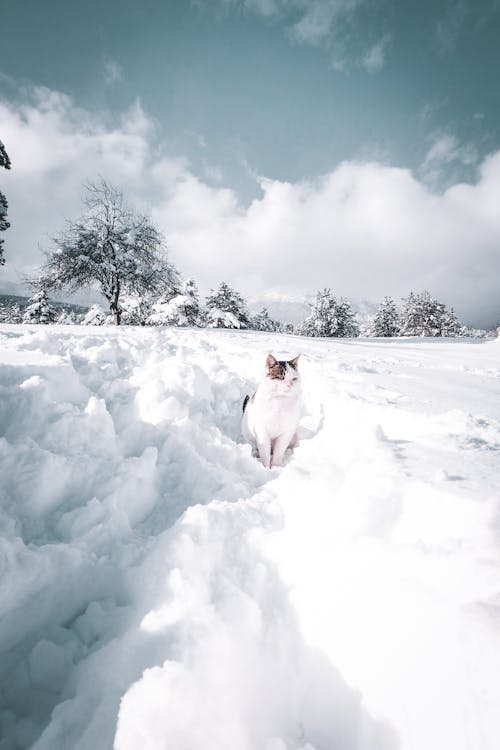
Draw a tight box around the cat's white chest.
[251,386,301,439]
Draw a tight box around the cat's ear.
[290,354,300,369]
[266,354,277,369]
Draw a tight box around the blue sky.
[3,0,499,193]
[1,0,500,325]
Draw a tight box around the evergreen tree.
[22,290,57,324]
[205,281,250,329]
[147,279,201,327]
[0,301,22,323]
[399,291,445,337]
[250,307,280,332]
[120,293,156,325]
[81,304,107,326]
[398,292,420,336]
[372,296,400,337]
[0,140,11,266]
[421,291,445,336]
[8,303,22,323]
[299,289,359,337]
[298,289,336,337]
[441,307,463,337]
[335,297,359,337]
[56,309,77,325]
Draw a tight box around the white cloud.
[331,55,348,72]
[1,87,500,328]
[103,58,123,85]
[362,34,391,73]
[203,160,225,183]
[287,1,361,46]
[420,133,478,185]
[0,89,158,278]
[243,0,282,17]
[214,0,387,74]
[433,0,468,55]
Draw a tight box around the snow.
[81,304,107,325]
[147,293,198,327]
[0,324,499,750]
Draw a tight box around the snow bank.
[0,325,499,750]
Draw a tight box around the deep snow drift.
[0,324,499,750]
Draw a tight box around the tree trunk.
[110,290,121,325]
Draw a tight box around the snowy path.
[1,325,499,750]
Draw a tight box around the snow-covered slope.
[1,325,499,750]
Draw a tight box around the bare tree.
[35,179,179,324]
[0,140,11,266]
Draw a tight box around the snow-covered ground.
[1,324,499,750]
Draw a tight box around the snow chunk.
[29,640,73,691]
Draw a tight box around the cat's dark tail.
[242,394,250,413]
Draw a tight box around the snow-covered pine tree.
[298,289,359,337]
[298,289,336,337]
[334,297,359,337]
[250,307,280,332]
[399,292,421,336]
[119,293,155,325]
[205,282,250,329]
[147,279,202,327]
[0,302,22,323]
[372,296,400,337]
[56,309,77,325]
[81,304,107,326]
[441,307,463,337]
[10,303,22,323]
[400,291,445,336]
[0,140,11,266]
[420,291,445,336]
[461,326,490,338]
[22,290,57,324]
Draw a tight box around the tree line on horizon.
[0,282,491,339]
[0,177,493,338]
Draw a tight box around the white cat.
[242,354,301,468]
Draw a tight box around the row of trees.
[370,292,463,337]
[0,282,282,331]
[2,282,485,339]
[290,289,469,338]
[0,176,487,337]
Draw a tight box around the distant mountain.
[0,293,88,315]
[0,279,102,307]
[247,291,309,325]
[247,289,378,327]
[0,279,31,297]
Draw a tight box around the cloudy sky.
[1,0,500,326]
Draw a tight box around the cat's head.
[266,354,301,393]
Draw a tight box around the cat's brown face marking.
[268,361,287,380]
[266,354,300,380]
